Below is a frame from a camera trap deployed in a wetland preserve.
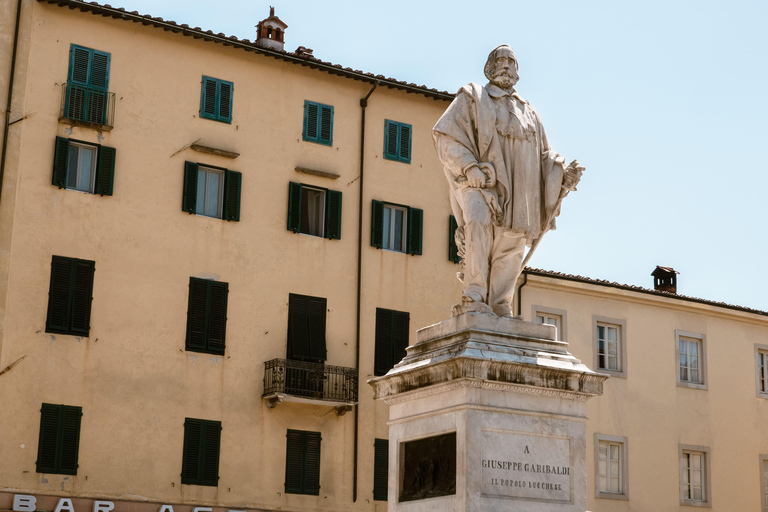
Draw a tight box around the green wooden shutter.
[201,421,221,486]
[181,418,203,484]
[407,207,423,255]
[384,121,398,160]
[304,102,319,141]
[182,162,199,213]
[371,200,384,248]
[325,190,342,240]
[285,430,304,493]
[449,215,461,263]
[207,282,228,355]
[69,259,95,336]
[200,77,217,120]
[373,438,389,501]
[303,431,321,495]
[223,170,241,221]
[46,257,74,334]
[36,404,62,473]
[319,105,333,145]
[399,124,411,163]
[218,81,232,123]
[52,137,70,188]
[68,46,91,85]
[89,50,110,90]
[392,311,410,368]
[307,296,327,362]
[95,146,116,196]
[186,278,209,351]
[374,308,393,376]
[58,406,82,475]
[288,295,311,359]
[287,182,302,232]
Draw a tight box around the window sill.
[59,117,113,132]
[680,499,711,508]
[596,491,628,501]
[596,368,627,379]
[677,381,708,390]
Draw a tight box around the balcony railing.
[60,83,115,130]
[263,358,358,405]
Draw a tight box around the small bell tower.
[256,6,288,51]
[652,265,679,294]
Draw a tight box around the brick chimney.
[651,266,679,294]
[255,6,288,51]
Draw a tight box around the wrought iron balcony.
[59,83,115,130]
[263,358,358,412]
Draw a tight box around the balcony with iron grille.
[59,83,115,130]
[263,358,358,415]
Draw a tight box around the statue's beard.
[491,70,519,89]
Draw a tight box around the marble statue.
[433,45,583,318]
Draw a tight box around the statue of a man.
[433,45,583,318]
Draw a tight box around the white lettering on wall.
[13,495,37,512]
[159,506,175,512]
[54,498,75,512]
[193,508,212,512]
[93,501,115,512]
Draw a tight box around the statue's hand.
[464,165,488,188]
[562,159,585,191]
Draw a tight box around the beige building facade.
[0,1,767,511]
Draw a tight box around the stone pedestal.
[368,313,608,512]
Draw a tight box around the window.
[373,438,389,501]
[755,344,768,398]
[533,305,567,341]
[592,316,627,378]
[594,434,628,500]
[182,162,241,221]
[303,100,333,146]
[185,278,229,355]
[676,330,707,389]
[181,418,221,486]
[371,200,423,255]
[287,182,342,239]
[384,120,412,163]
[448,215,461,263]
[374,308,410,376]
[678,444,711,506]
[52,137,115,195]
[285,430,321,495]
[36,403,82,475]
[288,294,327,363]
[760,454,768,510]
[46,256,95,336]
[65,44,110,125]
[200,76,233,124]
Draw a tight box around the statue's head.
[484,45,519,89]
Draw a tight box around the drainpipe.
[516,271,528,317]
[0,0,24,209]
[353,81,377,503]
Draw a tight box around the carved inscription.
[481,430,571,502]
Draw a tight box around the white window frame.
[755,344,768,399]
[196,165,225,219]
[531,305,567,341]
[594,433,628,501]
[592,316,627,378]
[676,330,707,390]
[299,185,327,237]
[67,141,98,193]
[759,454,768,510]
[382,204,408,253]
[678,444,711,507]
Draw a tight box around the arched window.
[275,28,283,42]
[267,27,273,38]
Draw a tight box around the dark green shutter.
[223,170,241,221]
[303,431,321,495]
[288,295,311,359]
[325,190,342,240]
[407,207,423,255]
[374,308,393,376]
[373,439,389,501]
[52,137,70,188]
[371,200,384,248]
[95,146,116,196]
[285,430,304,493]
[181,418,202,484]
[384,121,398,159]
[36,404,62,473]
[69,259,95,336]
[89,51,110,90]
[218,81,232,123]
[47,257,73,334]
[36,404,81,475]
[449,215,461,263]
[201,77,217,120]
[319,106,333,145]
[182,162,199,213]
[304,102,319,141]
[307,296,327,362]
[392,311,410,367]
[207,282,228,355]
[399,124,411,163]
[58,406,82,474]
[287,182,302,232]
[186,278,208,351]
[201,421,221,486]
[68,46,91,85]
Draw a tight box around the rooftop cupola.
[255,6,287,51]
[651,265,679,294]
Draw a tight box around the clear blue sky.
[110,0,768,311]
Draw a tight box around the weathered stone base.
[368,313,607,512]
